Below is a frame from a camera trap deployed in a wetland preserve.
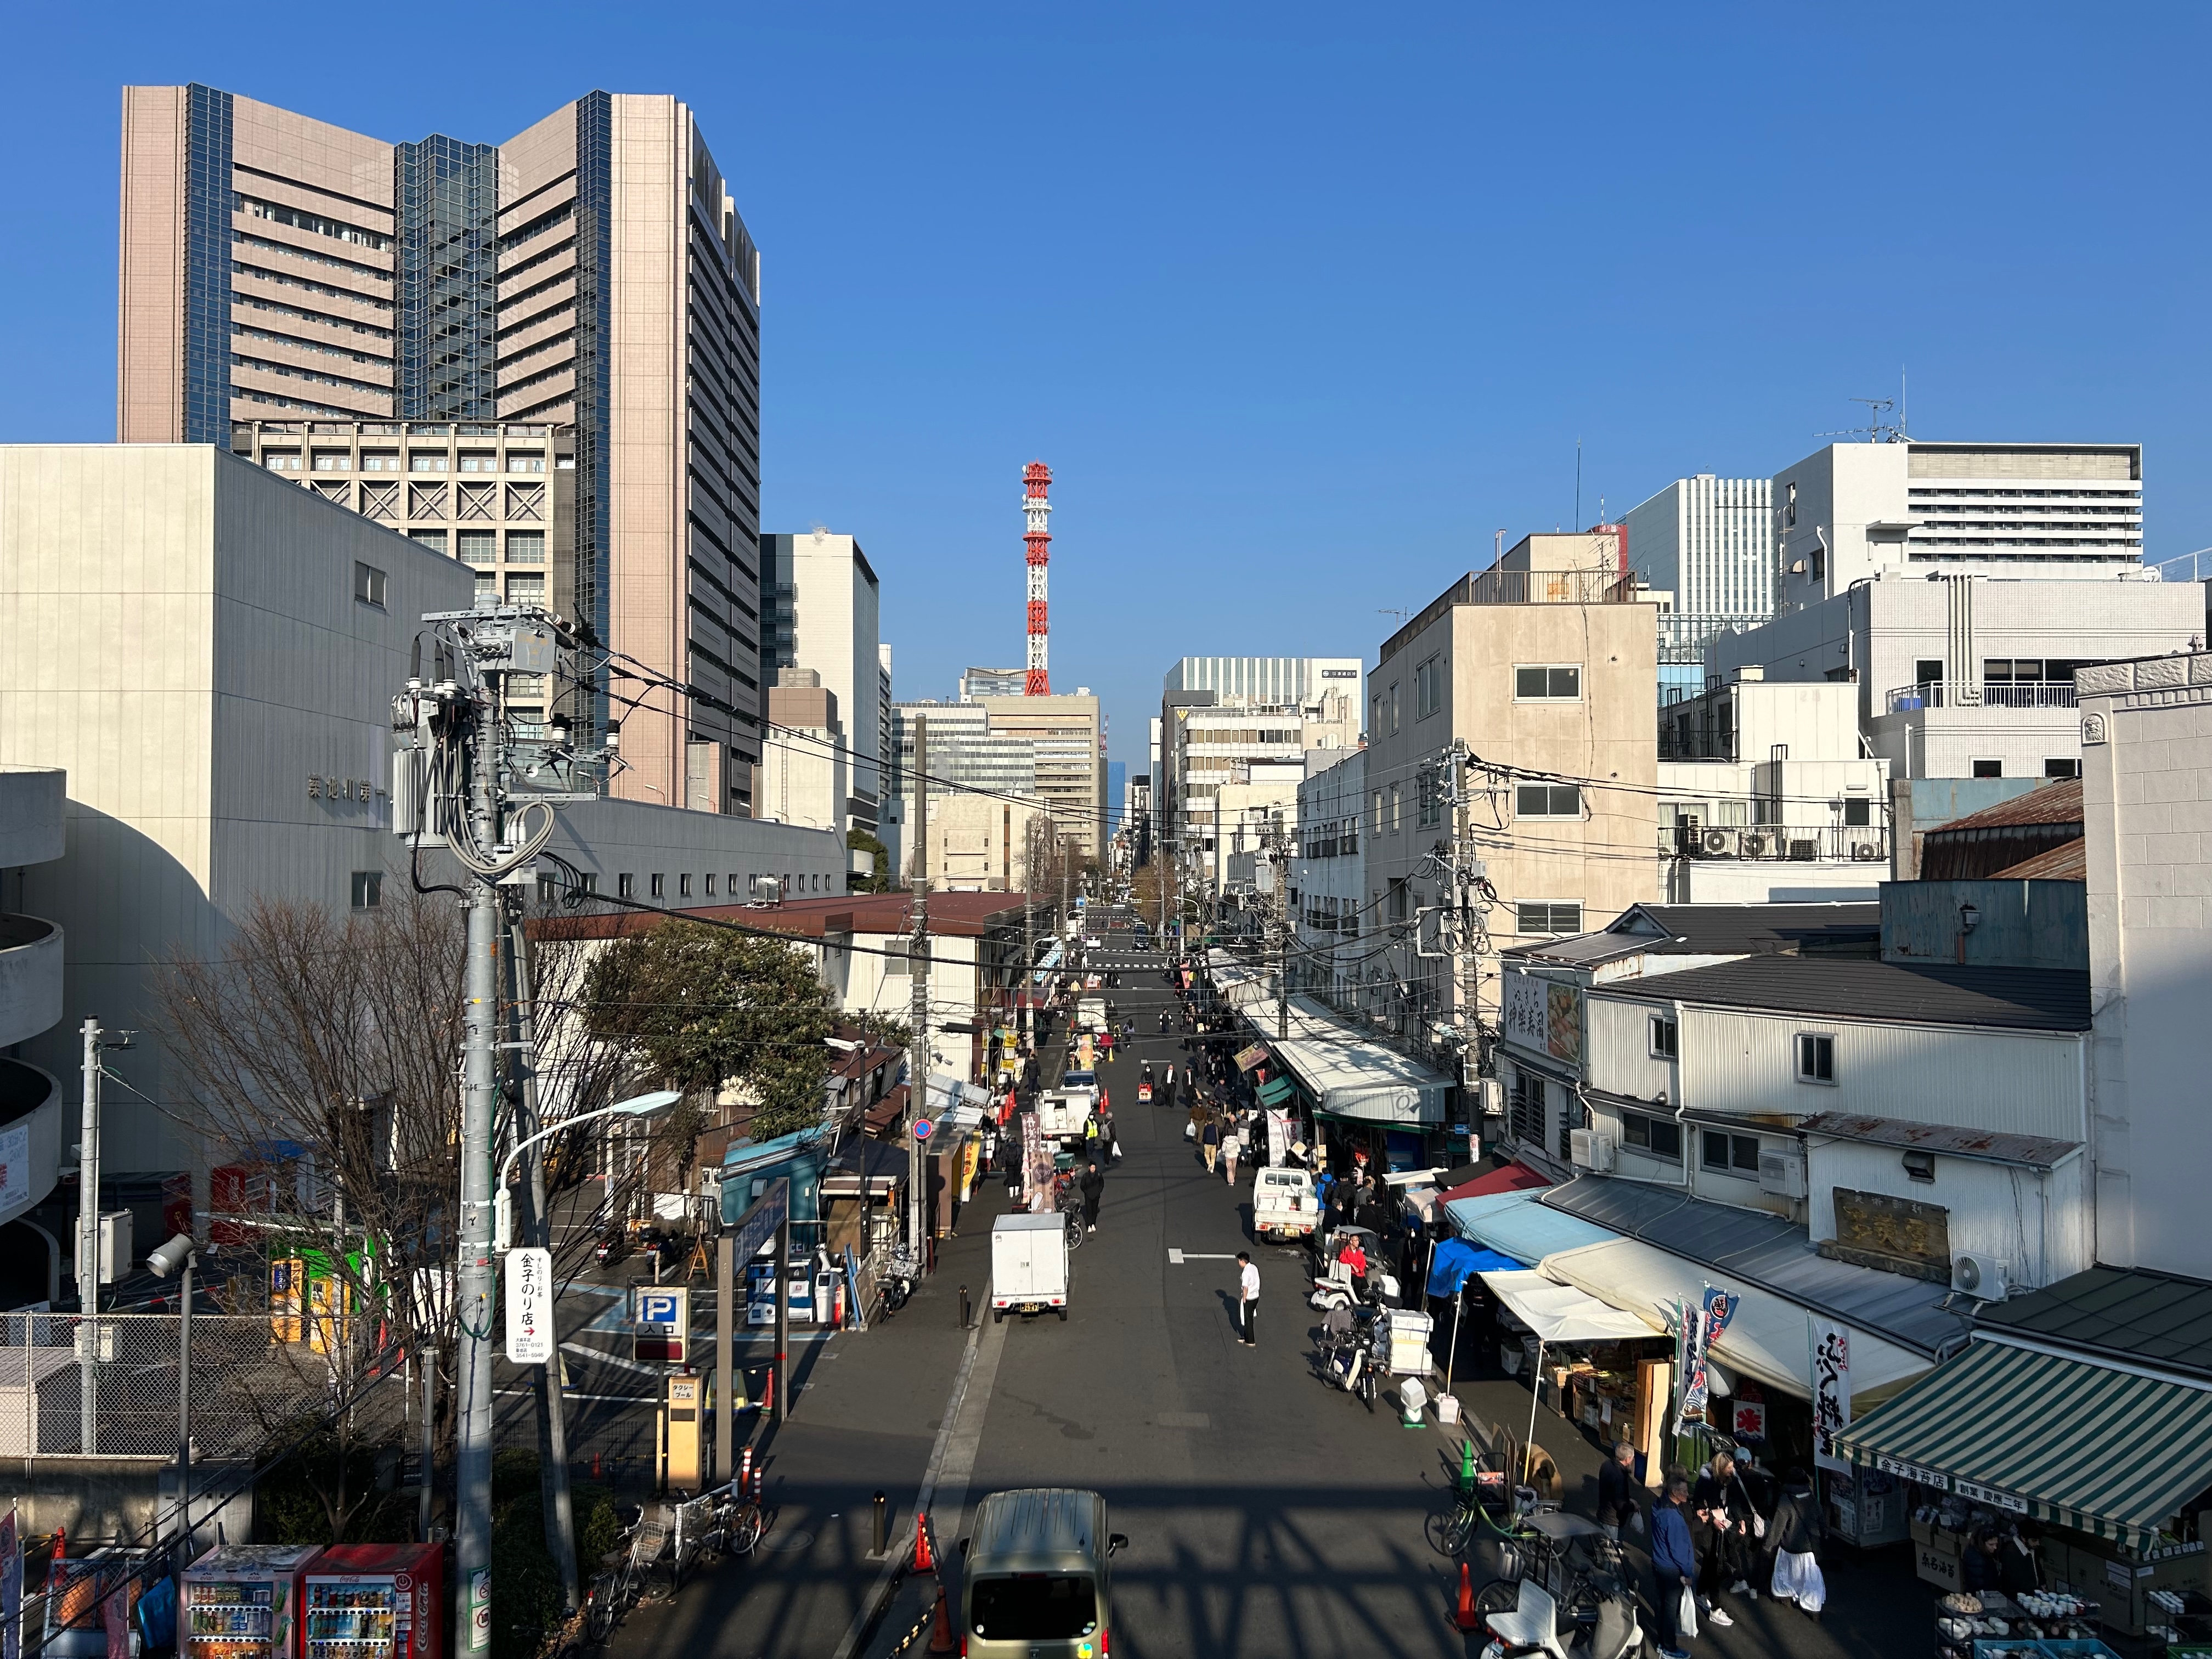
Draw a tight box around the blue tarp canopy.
[1428,1237,1523,1297]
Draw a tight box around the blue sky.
[4,3,2208,774]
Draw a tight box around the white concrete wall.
[1805,1138,2092,1291]
[2079,652,2212,1279]
[826,929,981,1079]
[1587,990,2089,1142]
[754,723,848,836]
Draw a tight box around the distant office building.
[754,670,847,836]
[117,83,764,815]
[1159,657,1362,879]
[1107,761,1127,834]
[960,666,1028,701]
[761,530,884,832]
[974,693,1107,861]
[1774,441,2145,614]
[1620,475,1776,704]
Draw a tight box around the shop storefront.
[1479,1269,1674,1485]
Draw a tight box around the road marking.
[1156,1412,1210,1428]
[495,1388,653,1404]
[1168,1250,1238,1263]
[831,1281,1009,1659]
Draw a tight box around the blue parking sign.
[637,1290,681,1328]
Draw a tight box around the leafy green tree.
[582,919,836,1142]
[848,826,891,893]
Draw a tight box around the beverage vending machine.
[180,1544,324,1659]
[303,1544,444,1659]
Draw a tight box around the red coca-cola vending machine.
[302,1545,444,1659]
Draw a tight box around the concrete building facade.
[760,531,883,831]
[1773,441,2145,616]
[0,446,840,1178]
[1364,535,1658,1043]
[1708,573,2199,781]
[116,83,764,816]
[1291,749,1365,1007]
[753,671,848,837]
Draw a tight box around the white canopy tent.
[1480,1269,1666,1482]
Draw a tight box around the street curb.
[828,1278,993,1659]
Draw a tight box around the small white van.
[1251,1166,1317,1240]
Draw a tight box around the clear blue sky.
[4,3,2208,775]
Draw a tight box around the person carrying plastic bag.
[1763,1467,1827,1617]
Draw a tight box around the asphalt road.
[600,910,1943,1658]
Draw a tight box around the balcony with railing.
[1884,679,2079,714]
[1661,822,1889,864]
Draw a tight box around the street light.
[146,1231,198,1555]
[494,1089,682,1252]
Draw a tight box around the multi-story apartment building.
[1158,657,1362,884]
[1291,749,1364,1006]
[1364,533,1658,1043]
[117,83,763,815]
[1708,573,2198,780]
[760,530,884,832]
[1773,441,2145,615]
[1620,475,1776,704]
[1657,674,1891,902]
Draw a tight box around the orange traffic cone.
[926,1585,955,1655]
[912,1511,935,1574]
[1451,1561,1482,1632]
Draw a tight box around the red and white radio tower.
[1023,460,1053,695]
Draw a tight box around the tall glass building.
[118,85,764,815]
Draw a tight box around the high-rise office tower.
[117,84,764,812]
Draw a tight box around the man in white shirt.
[1237,1251,1260,1347]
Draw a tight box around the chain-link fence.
[1,1311,349,1459]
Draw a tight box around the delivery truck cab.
[960,1489,1125,1659]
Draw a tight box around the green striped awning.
[1256,1075,1295,1106]
[1835,1338,2212,1553]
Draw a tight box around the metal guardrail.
[1663,825,1888,862]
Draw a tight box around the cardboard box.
[1912,1515,1937,1546]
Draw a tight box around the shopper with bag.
[1763,1466,1827,1617]
[1649,1476,1700,1658]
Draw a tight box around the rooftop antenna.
[1574,437,1583,529]
[1899,366,1909,439]
[1816,397,1899,444]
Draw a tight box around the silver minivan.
[959,1488,1126,1658]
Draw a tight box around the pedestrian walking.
[1201,1115,1221,1172]
[1597,1440,1644,1542]
[1650,1477,1700,1659]
[1221,1126,1241,1184]
[1099,1103,1121,1162]
[1762,1467,1827,1617]
[1079,1160,1105,1233]
[1235,1250,1260,1345]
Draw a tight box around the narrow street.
[600,912,1940,1657]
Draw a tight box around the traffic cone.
[912,1511,935,1574]
[1451,1561,1482,1633]
[926,1585,955,1655]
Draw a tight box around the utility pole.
[1272,822,1291,1041]
[394,603,595,1656]
[76,1017,101,1454]
[507,915,578,1615]
[907,715,929,1262]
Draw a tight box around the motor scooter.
[1479,1575,1645,1659]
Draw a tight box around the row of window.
[398,529,545,565]
[1641,1012,1835,1083]
[355,868,833,909]
[267,450,548,473]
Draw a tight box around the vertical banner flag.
[1266,1110,1292,1167]
[1811,1319,1852,1472]
[1678,1301,1711,1423]
[1022,1113,1050,1211]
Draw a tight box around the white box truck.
[991,1212,1069,1321]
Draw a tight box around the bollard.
[872,1491,888,1559]
[958,1284,971,1330]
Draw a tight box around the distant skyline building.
[960,666,1029,701]
[1157,657,1363,871]
[117,82,764,815]
[761,529,884,833]
[1620,474,1777,704]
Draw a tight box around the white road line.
[1169,1250,1238,1262]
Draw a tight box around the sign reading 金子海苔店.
[505,1247,554,1364]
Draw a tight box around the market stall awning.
[1439,1161,1549,1206]
[1835,1338,2212,1553]
[1244,995,1453,1125]
[1445,1189,1615,1264]
[1430,1237,1522,1295]
[1480,1270,1666,1344]
[1538,1238,1931,1402]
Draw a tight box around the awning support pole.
[1524,1336,1547,1486]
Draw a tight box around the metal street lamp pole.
[147,1233,198,1552]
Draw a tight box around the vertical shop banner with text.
[1266,1110,1291,1167]
[1022,1113,1051,1211]
[1811,1319,1852,1472]
[1678,1300,1711,1424]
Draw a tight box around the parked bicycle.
[583,1505,655,1641]
[670,1482,768,1589]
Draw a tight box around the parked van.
[1074,997,1109,1034]
[960,1488,1126,1659]
[1251,1166,1317,1241]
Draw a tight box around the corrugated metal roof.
[1539,1176,1972,1357]
[1799,1111,2080,1170]
[1976,1265,2212,1381]
[1931,779,2083,833]
[1510,902,1881,968]
[1987,838,2087,882]
[1595,957,2090,1030]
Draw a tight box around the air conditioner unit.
[1951,1252,2010,1301]
[1787,839,1819,861]
[1757,1150,1807,1199]
[1701,828,1737,859]
[1474,1076,1505,1116]
[1740,832,1770,859]
[1850,842,1883,862]
[1569,1129,1618,1173]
